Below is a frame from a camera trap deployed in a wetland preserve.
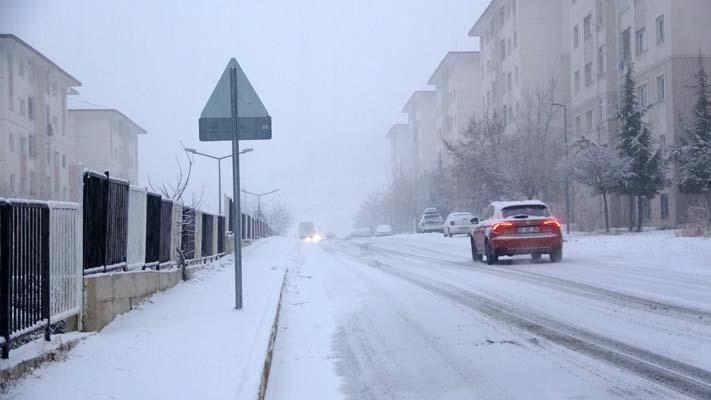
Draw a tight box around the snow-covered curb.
[0,332,91,385]
[258,269,288,400]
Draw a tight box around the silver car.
[444,212,477,237]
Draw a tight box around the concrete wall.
[82,268,183,331]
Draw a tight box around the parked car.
[417,210,444,233]
[470,200,563,265]
[374,224,393,237]
[444,212,477,237]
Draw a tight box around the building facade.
[402,91,437,176]
[69,109,146,185]
[568,0,711,229]
[469,0,571,131]
[427,51,482,157]
[386,123,417,179]
[0,34,81,200]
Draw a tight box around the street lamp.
[241,188,279,219]
[185,147,254,214]
[543,101,571,234]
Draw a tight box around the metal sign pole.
[230,66,243,310]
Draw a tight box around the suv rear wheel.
[470,238,482,263]
[485,240,498,265]
[550,246,563,263]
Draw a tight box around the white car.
[444,212,478,237]
[374,224,393,236]
[417,212,444,233]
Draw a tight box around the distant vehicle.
[374,224,393,237]
[349,227,372,238]
[298,222,316,240]
[443,212,477,237]
[470,200,563,265]
[417,209,444,233]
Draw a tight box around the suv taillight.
[541,219,562,231]
[491,222,514,235]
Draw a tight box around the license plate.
[517,226,539,233]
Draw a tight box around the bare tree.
[266,201,294,236]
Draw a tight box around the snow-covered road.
[267,231,711,400]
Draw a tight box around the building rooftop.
[468,0,498,37]
[0,34,81,86]
[68,108,147,135]
[386,123,409,139]
[427,51,479,85]
[402,90,435,114]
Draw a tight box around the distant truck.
[298,222,316,239]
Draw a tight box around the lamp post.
[240,188,280,219]
[185,147,253,214]
[544,102,571,234]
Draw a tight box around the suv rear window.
[501,205,551,218]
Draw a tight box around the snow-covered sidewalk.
[3,237,297,400]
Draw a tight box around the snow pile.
[3,237,297,400]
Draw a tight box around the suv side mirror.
[471,217,479,225]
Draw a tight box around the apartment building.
[0,34,81,200]
[69,109,146,185]
[569,0,711,228]
[469,0,571,131]
[386,123,417,179]
[427,52,482,156]
[402,91,437,176]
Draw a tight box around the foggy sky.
[0,0,486,236]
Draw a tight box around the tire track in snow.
[364,241,711,326]
[327,242,711,400]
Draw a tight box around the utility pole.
[241,188,279,219]
[185,148,253,214]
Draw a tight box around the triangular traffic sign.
[199,58,272,141]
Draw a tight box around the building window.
[656,15,665,44]
[27,96,34,120]
[584,14,592,39]
[573,25,579,48]
[19,97,26,116]
[657,75,666,102]
[621,28,631,60]
[635,28,647,56]
[9,174,15,193]
[599,97,608,127]
[575,116,582,136]
[597,1,604,28]
[574,70,580,93]
[515,66,519,83]
[585,62,593,86]
[586,110,594,132]
[20,137,27,156]
[62,153,66,168]
[62,187,67,201]
[7,54,13,112]
[638,84,648,109]
[598,45,606,76]
[500,39,506,60]
[9,133,14,152]
[18,59,25,77]
[28,136,37,159]
[514,31,518,48]
[507,72,512,92]
[660,194,669,220]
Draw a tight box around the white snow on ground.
[267,231,711,400]
[3,237,297,400]
[0,332,91,372]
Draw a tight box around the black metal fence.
[202,214,214,257]
[0,200,51,359]
[217,216,225,253]
[145,193,162,264]
[82,172,128,272]
[159,200,173,263]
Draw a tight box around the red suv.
[470,200,563,265]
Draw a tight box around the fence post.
[41,205,51,342]
[103,171,110,273]
[0,201,10,359]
